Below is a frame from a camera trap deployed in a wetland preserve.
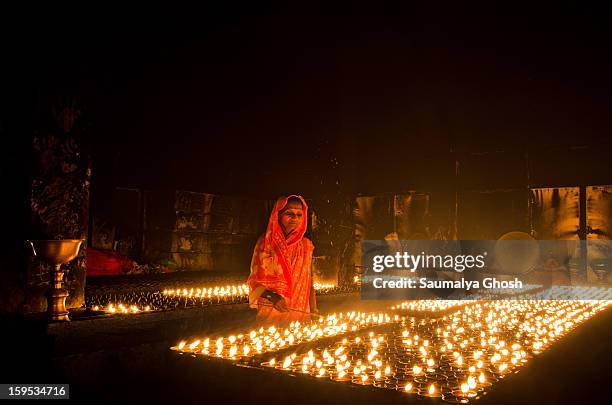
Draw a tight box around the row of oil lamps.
[526,285,611,300]
[88,282,351,314]
[171,286,611,402]
[163,283,337,298]
[385,283,544,313]
[174,311,397,358]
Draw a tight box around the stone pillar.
[27,97,91,313]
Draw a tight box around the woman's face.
[278,201,304,236]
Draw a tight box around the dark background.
[4,3,612,198]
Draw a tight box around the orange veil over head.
[247,195,314,323]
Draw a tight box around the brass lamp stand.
[28,239,83,322]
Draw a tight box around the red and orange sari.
[247,195,314,325]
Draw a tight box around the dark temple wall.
[169,192,267,273]
[310,196,355,285]
[95,190,270,275]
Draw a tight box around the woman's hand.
[261,289,288,312]
[309,285,317,314]
[274,297,289,312]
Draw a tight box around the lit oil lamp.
[280,356,292,370]
[445,382,475,404]
[261,358,276,368]
[315,367,327,378]
[351,373,371,385]
[419,383,439,398]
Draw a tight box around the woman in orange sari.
[247,195,317,325]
